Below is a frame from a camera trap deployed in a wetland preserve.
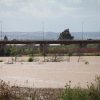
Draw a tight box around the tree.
[31,43,36,61]
[0,49,5,56]
[67,51,73,62]
[4,45,11,56]
[58,29,74,40]
[27,43,37,62]
[4,35,8,40]
[76,48,84,62]
[51,46,64,62]
[97,44,100,49]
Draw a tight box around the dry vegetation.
[0,76,100,100]
[0,79,59,100]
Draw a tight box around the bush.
[58,76,100,100]
[0,80,36,100]
[41,52,47,56]
[94,53,100,56]
[87,76,100,100]
[28,57,33,62]
[58,82,88,100]
[0,60,3,62]
[85,61,89,64]
[67,51,73,56]
[0,76,100,99]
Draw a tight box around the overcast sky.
[0,0,100,32]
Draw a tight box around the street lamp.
[42,21,45,61]
[0,21,2,40]
[42,22,44,40]
[82,22,84,40]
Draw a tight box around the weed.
[0,80,36,100]
[85,61,89,64]
[0,76,100,100]
[87,76,100,100]
[58,82,88,100]
[0,60,3,62]
[58,76,100,100]
[28,57,33,62]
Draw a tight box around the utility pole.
[0,21,2,40]
[82,22,84,40]
[42,22,45,61]
[42,22,44,40]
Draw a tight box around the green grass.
[58,76,100,100]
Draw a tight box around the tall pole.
[42,21,45,61]
[0,21,2,40]
[82,22,84,40]
[42,22,44,40]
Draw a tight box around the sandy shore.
[0,56,100,88]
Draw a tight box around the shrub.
[28,57,33,62]
[0,60,3,62]
[67,51,73,56]
[94,53,100,56]
[58,76,100,100]
[0,76,100,99]
[0,80,36,100]
[41,52,47,56]
[58,82,88,100]
[85,61,89,64]
[87,76,100,100]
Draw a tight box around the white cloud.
[20,0,60,18]
[67,0,82,4]
[0,0,99,20]
[98,0,100,3]
[19,0,81,19]
[0,0,78,19]
[0,0,16,6]
[0,11,13,18]
[73,15,88,18]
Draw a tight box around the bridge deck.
[0,40,100,44]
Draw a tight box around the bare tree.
[67,51,73,62]
[31,43,36,62]
[51,46,64,62]
[76,48,84,62]
[14,44,18,63]
[27,43,38,62]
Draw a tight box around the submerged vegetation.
[28,56,33,62]
[0,43,100,63]
[0,76,100,100]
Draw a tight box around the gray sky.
[0,0,100,32]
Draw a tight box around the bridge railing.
[0,39,100,45]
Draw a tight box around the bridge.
[0,39,100,44]
[0,39,100,52]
